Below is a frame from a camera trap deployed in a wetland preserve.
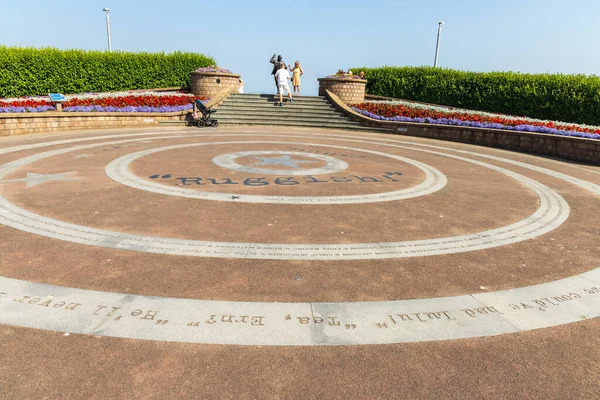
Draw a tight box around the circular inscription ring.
[0,269,599,345]
[106,142,447,204]
[0,130,597,346]
[0,137,569,260]
[212,150,349,175]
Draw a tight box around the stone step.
[159,121,195,125]
[218,120,393,132]
[222,97,329,105]
[215,114,360,125]
[220,101,331,109]
[158,119,393,133]
[218,103,336,112]
[220,119,361,127]
[158,120,354,129]
[218,108,340,115]
[190,93,387,132]
[216,107,343,117]
[229,94,325,101]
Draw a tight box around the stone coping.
[205,86,235,109]
[0,110,189,120]
[329,90,600,146]
[318,77,367,83]
[325,90,600,165]
[190,71,241,78]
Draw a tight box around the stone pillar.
[190,72,241,98]
[318,77,367,104]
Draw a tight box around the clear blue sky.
[1,0,599,95]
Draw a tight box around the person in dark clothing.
[270,54,284,92]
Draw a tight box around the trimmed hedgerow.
[0,46,215,98]
[352,66,600,126]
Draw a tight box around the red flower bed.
[354,103,600,136]
[1,99,52,108]
[2,95,206,109]
[63,95,206,108]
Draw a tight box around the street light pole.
[433,21,444,67]
[103,8,112,52]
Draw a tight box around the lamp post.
[433,21,444,67]
[103,8,112,52]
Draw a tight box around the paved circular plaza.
[0,126,599,397]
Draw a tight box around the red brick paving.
[0,126,598,399]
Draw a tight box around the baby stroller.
[192,99,218,127]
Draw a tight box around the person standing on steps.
[274,63,293,106]
[290,61,304,95]
[270,54,284,93]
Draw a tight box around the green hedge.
[0,46,215,97]
[352,66,600,125]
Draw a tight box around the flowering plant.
[326,69,365,79]
[63,94,203,108]
[0,105,56,113]
[63,104,196,113]
[0,95,57,112]
[194,65,232,73]
[0,91,207,113]
[352,101,600,139]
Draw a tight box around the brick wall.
[0,86,236,137]
[318,77,366,104]
[190,72,241,98]
[326,90,600,166]
[0,112,188,136]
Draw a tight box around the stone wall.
[0,86,237,137]
[318,77,366,104]
[326,90,600,166]
[190,72,241,98]
[0,112,188,137]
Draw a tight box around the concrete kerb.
[325,90,600,166]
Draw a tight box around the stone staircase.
[212,93,390,132]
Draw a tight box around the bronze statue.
[270,54,284,92]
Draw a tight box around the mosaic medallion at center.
[105,141,448,204]
[212,151,349,175]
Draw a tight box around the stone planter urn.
[318,77,367,104]
[190,71,241,98]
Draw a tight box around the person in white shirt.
[274,64,293,106]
